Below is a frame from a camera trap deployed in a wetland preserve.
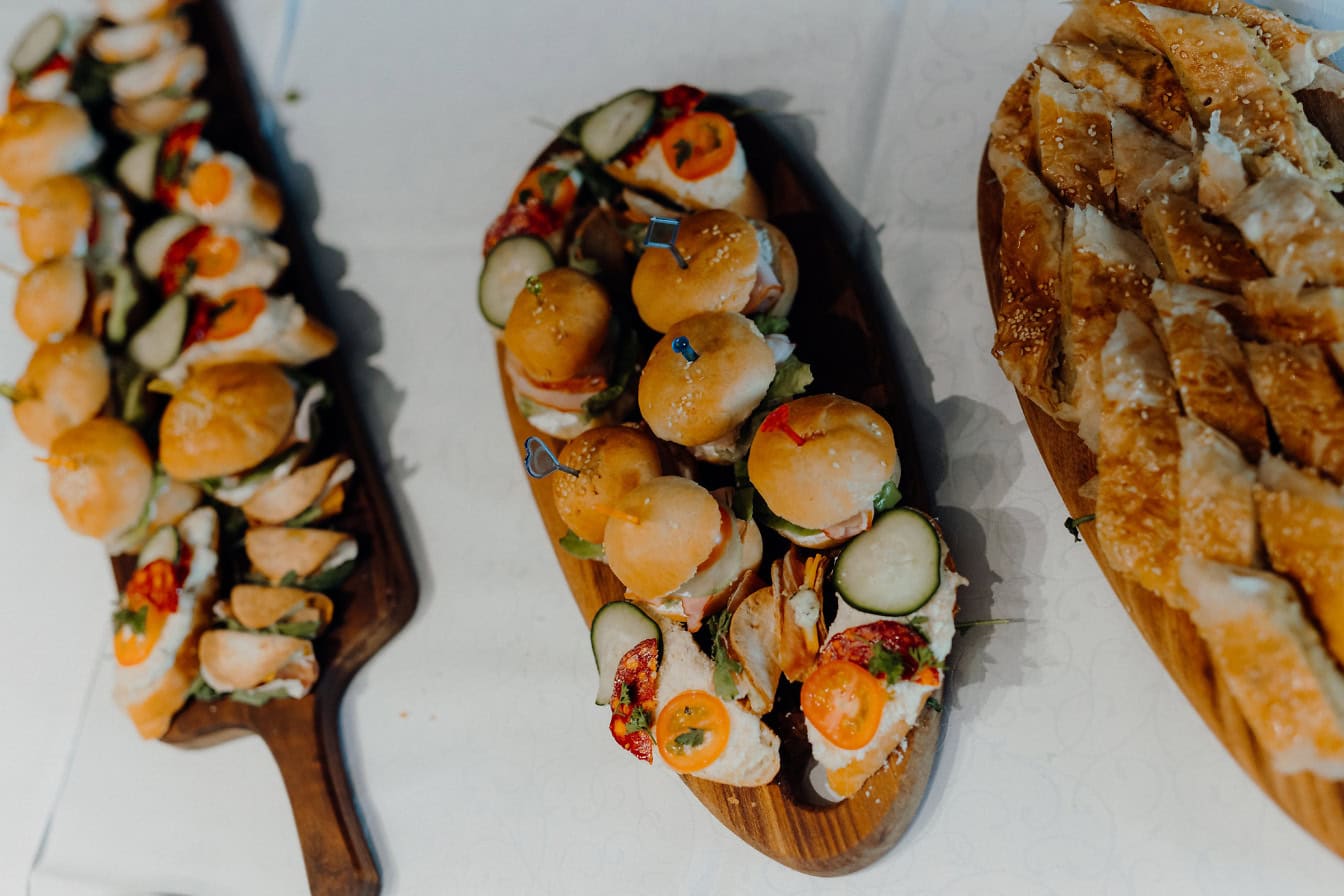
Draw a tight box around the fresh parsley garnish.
[525,275,543,296]
[188,676,222,701]
[279,570,300,587]
[1064,514,1095,542]
[112,605,148,635]
[625,707,652,735]
[272,620,322,639]
[285,503,325,528]
[707,610,742,701]
[873,480,901,513]
[616,683,633,709]
[867,642,906,682]
[670,727,706,754]
[673,139,693,168]
[582,323,641,417]
[910,645,943,675]
[559,530,605,561]
[907,615,930,641]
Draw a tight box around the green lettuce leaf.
[559,530,605,561]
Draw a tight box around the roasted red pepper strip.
[125,558,183,615]
[609,638,659,763]
[819,621,935,684]
[155,120,204,205]
[181,298,213,350]
[159,224,211,296]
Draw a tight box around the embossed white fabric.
[8,1,1344,894]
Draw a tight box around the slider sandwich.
[117,121,283,232]
[215,584,333,640]
[747,394,900,548]
[7,333,109,449]
[0,101,103,194]
[135,214,288,300]
[245,526,358,592]
[17,173,132,269]
[502,267,637,439]
[638,311,810,464]
[550,425,664,560]
[112,506,218,738]
[630,209,797,333]
[88,14,189,65]
[603,476,762,632]
[198,630,319,705]
[110,42,204,106]
[46,416,201,552]
[13,257,87,342]
[6,12,83,108]
[158,362,327,505]
[240,453,354,527]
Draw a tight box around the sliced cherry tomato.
[511,164,578,214]
[204,287,267,341]
[801,659,887,750]
[192,233,241,278]
[113,602,166,666]
[615,86,706,166]
[655,689,730,773]
[187,159,233,207]
[610,638,659,763]
[160,223,211,295]
[660,112,736,181]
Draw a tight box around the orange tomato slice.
[660,112,736,181]
[113,596,167,667]
[655,689,730,773]
[191,232,241,278]
[206,287,268,341]
[801,660,888,750]
[511,164,578,214]
[187,159,233,207]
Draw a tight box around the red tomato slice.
[801,659,887,750]
[160,223,211,295]
[819,621,931,682]
[155,120,204,205]
[660,112,736,181]
[610,638,660,763]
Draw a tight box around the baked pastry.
[1033,66,1115,212]
[1109,108,1193,220]
[1242,278,1344,344]
[1196,114,1249,216]
[1177,416,1259,567]
[1244,343,1344,482]
[1140,192,1266,289]
[1224,170,1344,285]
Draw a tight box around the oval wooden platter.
[497,97,946,875]
[94,3,420,895]
[976,81,1344,861]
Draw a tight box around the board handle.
[263,697,380,896]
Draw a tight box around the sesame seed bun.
[48,417,153,539]
[18,174,92,264]
[552,426,664,544]
[14,257,87,342]
[159,362,296,481]
[0,102,102,195]
[604,476,723,599]
[631,210,760,333]
[747,394,899,531]
[639,312,775,449]
[12,333,110,450]
[502,268,612,383]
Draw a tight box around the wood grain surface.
[497,97,947,875]
[102,4,421,895]
[976,82,1344,862]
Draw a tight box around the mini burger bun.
[503,268,611,383]
[14,257,87,342]
[18,174,93,264]
[639,312,775,448]
[603,476,724,599]
[631,209,760,333]
[552,426,663,544]
[48,417,154,539]
[747,394,898,532]
[159,362,296,481]
[13,333,110,450]
[0,102,102,194]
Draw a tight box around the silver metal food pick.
[643,216,688,269]
[523,436,579,479]
[671,336,699,362]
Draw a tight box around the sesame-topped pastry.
[1177,415,1259,567]
[1032,66,1115,212]
[1244,343,1344,482]
[1140,192,1266,290]
[1223,169,1344,286]
[549,425,665,560]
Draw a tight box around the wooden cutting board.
[96,4,420,895]
[976,81,1344,861]
[497,96,947,876]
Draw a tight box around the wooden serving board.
[102,4,420,895]
[975,84,1344,861]
[499,97,945,875]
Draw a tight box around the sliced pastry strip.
[1140,192,1266,289]
[1224,170,1344,285]
[1196,113,1248,216]
[1110,108,1194,220]
[1033,66,1116,211]
[1178,416,1259,567]
[1244,342,1344,482]
[1242,279,1344,344]
[987,66,1038,176]
[1038,41,1194,147]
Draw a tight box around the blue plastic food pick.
[671,336,699,362]
[523,436,579,479]
[643,216,689,269]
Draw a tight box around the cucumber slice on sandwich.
[590,600,660,706]
[478,235,554,328]
[9,13,64,80]
[578,89,656,163]
[833,508,941,617]
[128,292,188,371]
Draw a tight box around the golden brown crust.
[631,210,760,333]
[552,426,663,544]
[159,362,296,481]
[245,526,351,582]
[242,454,346,525]
[13,333,110,451]
[14,257,87,342]
[1033,67,1116,212]
[502,268,611,382]
[1224,173,1344,285]
[0,102,99,194]
[1242,280,1344,344]
[639,312,775,448]
[604,476,722,599]
[1245,343,1344,482]
[48,417,153,539]
[747,395,897,531]
[987,66,1038,176]
[1140,192,1266,289]
[1178,416,1259,566]
[1109,109,1193,219]
[228,585,332,631]
[18,175,93,264]
[1038,42,1194,148]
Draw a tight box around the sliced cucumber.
[578,89,656,163]
[128,293,188,371]
[9,13,64,79]
[120,368,151,427]
[478,236,553,328]
[116,137,160,201]
[833,508,941,617]
[590,600,660,706]
[105,264,140,345]
[137,525,181,568]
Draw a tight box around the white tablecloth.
[4,1,1344,893]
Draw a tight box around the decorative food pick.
[595,503,641,526]
[643,216,689,269]
[525,274,543,296]
[670,336,699,363]
[761,405,807,446]
[523,435,579,479]
[34,455,77,471]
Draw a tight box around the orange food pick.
[187,159,233,207]
[660,112,736,181]
[34,455,77,471]
[596,503,641,526]
[655,689,730,773]
[801,659,888,750]
[191,232,241,278]
[205,287,267,341]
